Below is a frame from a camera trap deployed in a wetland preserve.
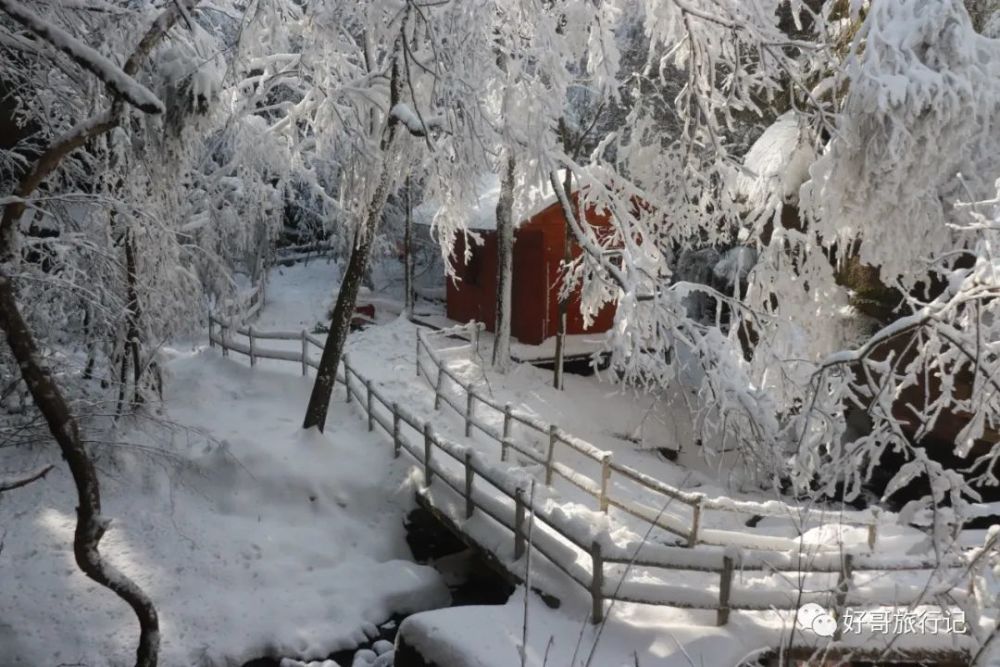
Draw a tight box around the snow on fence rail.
[275,242,337,266]
[205,312,974,645]
[212,277,267,324]
[415,322,889,550]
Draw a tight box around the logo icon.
[797,603,837,638]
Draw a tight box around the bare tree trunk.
[0,271,160,667]
[123,227,145,406]
[553,169,574,390]
[404,175,414,317]
[116,340,129,418]
[82,304,96,380]
[302,158,398,431]
[303,36,407,432]
[492,150,515,372]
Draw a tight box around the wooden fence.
[415,323,889,552]
[206,313,972,643]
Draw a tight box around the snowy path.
[205,263,977,666]
[0,262,448,666]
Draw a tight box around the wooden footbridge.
[208,289,981,664]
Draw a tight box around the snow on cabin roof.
[414,169,575,231]
[733,111,817,209]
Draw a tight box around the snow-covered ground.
[0,261,447,666]
[0,261,974,667]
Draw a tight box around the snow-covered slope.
[0,266,446,666]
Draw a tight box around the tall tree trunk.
[492,151,515,372]
[553,169,574,390]
[0,271,160,666]
[404,175,414,317]
[302,155,398,431]
[82,304,96,380]
[123,227,144,406]
[302,35,407,432]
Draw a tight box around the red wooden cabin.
[446,195,617,345]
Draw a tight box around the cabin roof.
[415,169,579,231]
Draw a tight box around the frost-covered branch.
[0,3,208,666]
[0,0,165,113]
[389,102,443,137]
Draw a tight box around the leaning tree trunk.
[0,272,160,666]
[492,151,516,372]
[302,36,407,432]
[301,160,397,431]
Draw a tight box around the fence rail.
[415,322,887,551]
[205,310,973,644]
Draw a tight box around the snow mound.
[733,112,817,209]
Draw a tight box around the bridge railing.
[206,315,973,641]
[415,322,887,552]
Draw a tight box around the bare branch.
[0,463,54,492]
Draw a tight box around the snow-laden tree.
[534,0,1000,519]
[0,0,336,661]
[297,0,496,430]
[0,3,213,664]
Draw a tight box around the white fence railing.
[204,309,974,661]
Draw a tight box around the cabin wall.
[530,202,617,341]
[446,233,498,330]
[446,198,618,346]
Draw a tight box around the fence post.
[464,450,475,519]
[208,317,215,348]
[501,438,511,463]
[392,403,401,459]
[301,330,308,376]
[503,403,513,440]
[220,322,229,357]
[833,554,854,641]
[867,508,880,550]
[423,422,434,486]
[717,555,734,625]
[545,425,558,485]
[464,387,475,437]
[248,325,256,367]
[433,367,444,410]
[415,335,421,378]
[344,355,352,403]
[590,541,604,624]
[688,497,703,547]
[366,379,374,431]
[599,453,611,513]
[514,488,526,559]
